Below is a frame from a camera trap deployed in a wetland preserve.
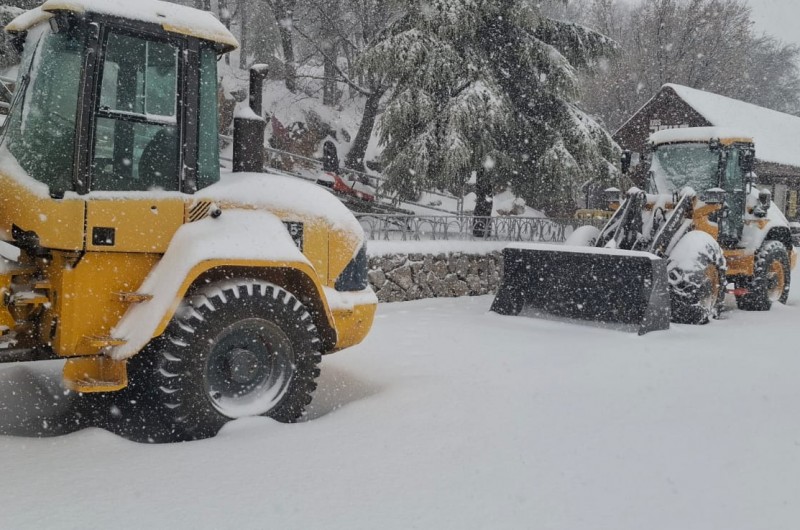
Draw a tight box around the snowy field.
[1,270,800,529]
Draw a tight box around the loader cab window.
[196,46,220,190]
[91,32,180,191]
[2,26,83,195]
[720,147,746,242]
[723,148,744,192]
[650,144,718,194]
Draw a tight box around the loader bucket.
[491,244,670,335]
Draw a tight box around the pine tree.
[361,0,620,217]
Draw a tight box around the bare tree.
[576,0,800,130]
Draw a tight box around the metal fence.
[217,138,611,243]
[261,146,465,214]
[357,214,608,243]
[219,137,464,214]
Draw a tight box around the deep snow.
[1,270,799,529]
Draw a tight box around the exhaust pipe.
[233,64,269,173]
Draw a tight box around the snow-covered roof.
[4,6,51,33]
[6,0,238,52]
[662,84,800,168]
[649,127,752,147]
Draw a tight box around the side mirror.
[621,150,632,175]
[740,148,755,174]
[754,189,771,218]
[10,33,26,55]
[603,187,622,206]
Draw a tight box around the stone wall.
[368,251,503,303]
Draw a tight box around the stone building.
[614,84,800,221]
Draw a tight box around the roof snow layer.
[7,0,237,51]
[663,83,800,168]
[649,127,752,146]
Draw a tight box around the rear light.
[335,244,368,292]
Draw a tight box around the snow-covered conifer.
[361,0,620,216]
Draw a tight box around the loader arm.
[595,189,648,250]
[647,190,694,258]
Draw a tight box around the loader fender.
[108,209,336,361]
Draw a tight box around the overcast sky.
[749,0,800,46]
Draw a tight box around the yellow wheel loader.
[0,1,376,439]
[492,127,797,334]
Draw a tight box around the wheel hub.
[203,318,295,418]
[224,348,261,385]
[767,261,785,301]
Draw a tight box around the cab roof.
[5,0,238,52]
[649,127,753,148]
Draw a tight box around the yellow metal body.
[574,208,614,221]
[724,250,755,277]
[0,172,376,393]
[0,174,85,250]
[331,303,376,351]
[0,178,377,391]
[0,153,375,392]
[63,356,128,393]
[46,252,160,356]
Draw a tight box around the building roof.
[654,84,800,168]
[6,0,237,52]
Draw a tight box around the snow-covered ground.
[2,270,800,529]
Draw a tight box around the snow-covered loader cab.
[0,1,376,439]
[492,127,796,333]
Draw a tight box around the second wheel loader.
[493,127,797,334]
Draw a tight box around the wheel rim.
[204,318,295,418]
[767,261,786,302]
[700,264,721,312]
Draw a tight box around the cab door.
[720,147,746,245]
[85,27,186,253]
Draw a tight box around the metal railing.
[357,214,608,243]
[219,135,463,214]
[261,146,463,212]
[217,136,612,241]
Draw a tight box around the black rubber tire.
[736,240,791,311]
[667,231,727,325]
[128,279,322,441]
